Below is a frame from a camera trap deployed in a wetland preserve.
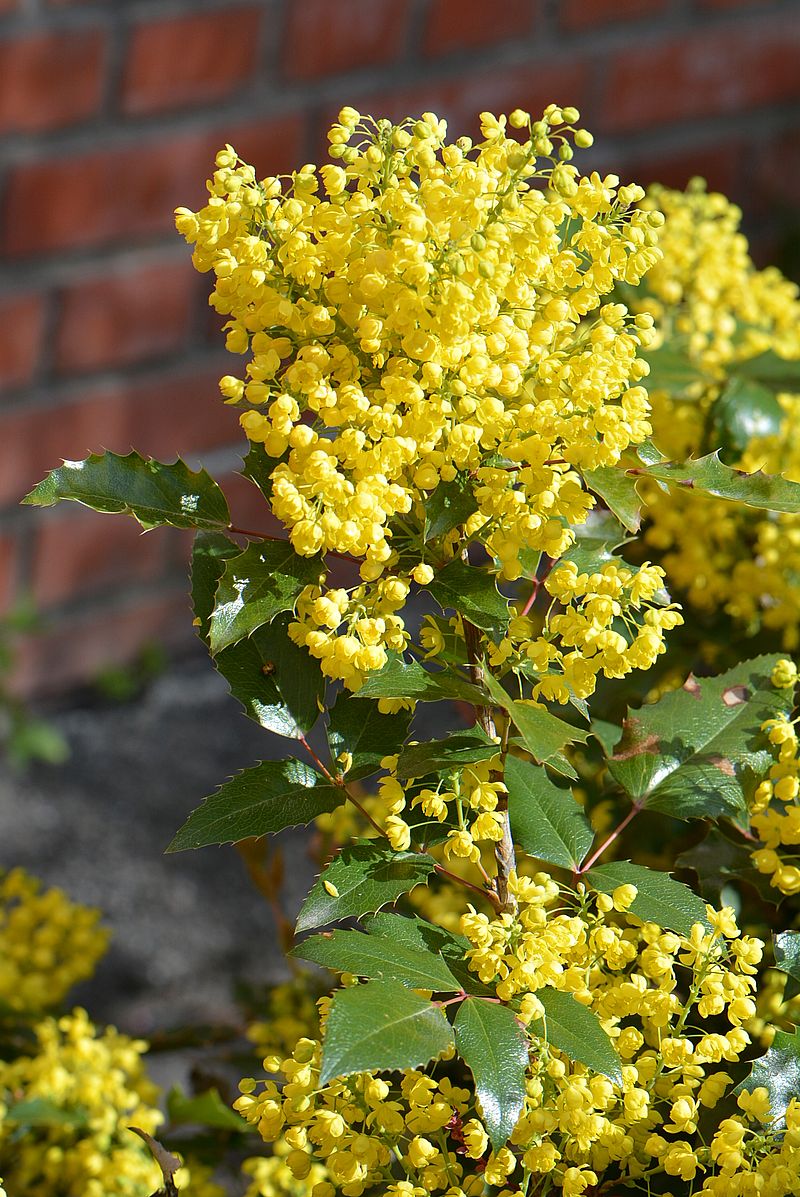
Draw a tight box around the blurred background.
[1,0,800,1033]
[1,0,800,697]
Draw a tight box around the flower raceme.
[175,106,668,693]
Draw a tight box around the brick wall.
[2,0,799,694]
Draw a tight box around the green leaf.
[215,616,325,738]
[191,531,239,642]
[454,998,528,1149]
[209,540,323,653]
[424,475,479,541]
[642,346,707,396]
[395,727,498,780]
[23,451,230,531]
[292,929,459,991]
[429,559,509,633]
[240,442,275,501]
[734,350,800,391]
[631,451,800,514]
[587,861,710,936]
[166,1086,251,1132]
[591,719,622,757]
[608,655,790,820]
[296,842,436,933]
[710,376,784,459]
[734,1027,800,1126]
[363,913,493,996]
[676,826,776,906]
[327,693,412,780]
[5,1098,88,1129]
[561,509,631,575]
[774,931,800,1001]
[356,655,484,705]
[583,466,642,533]
[533,989,622,1085]
[320,980,454,1083]
[505,756,594,870]
[167,760,343,852]
[483,671,589,766]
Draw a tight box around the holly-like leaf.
[560,509,631,575]
[215,616,325,738]
[774,931,800,1002]
[296,842,436,933]
[608,655,789,820]
[630,451,800,514]
[587,861,710,936]
[424,475,479,541]
[506,756,594,870]
[166,1086,251,1132]
[454,998,528,1149]
[583,466,642,533]
[240,442,275,501]
[209,540,323,653]
[533,989,622,1085]
[710,376,784,459]
[676,826,777,906]
[429,559,509,633]
[641,346,707,396]
[167,760,342,852]
[23,451,231,531]
[326,694,412,780]
[395,728,498,780]
[191,531,240,640]
[292,928,460,991]
[320,980,454,1084]
[363,913,493,996]
[483,671,589,766]
[356,655,484,705]
[734,1027,800,1126]
[734,350,800,391]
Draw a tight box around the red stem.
[577,801,643,875]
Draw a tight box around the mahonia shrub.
[23,106,800,1196]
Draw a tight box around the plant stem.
[577,800,643,875]
[434,863,502,910]
[463,618,517,914]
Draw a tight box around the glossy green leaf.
[734,350,800,391]
[363,913,493,996]
[774,931,800,1001]
[454,998,528,1149]
[191,531,240,641]
[641,346,707,396]
[395,727,498,780]
[506,756,594,870]
[583,466,642,533]
[676,826,777,906]
[631,451,800,514]
[587,861,710,936]
[710,376,784,459]
[424,475,479,541]
[214,616,325,738]
[591,719,622,757]
[608,655,789,820]
[560,509,631,575]
[166,1086,251,1132]
[533,989,622,1085]
[209,540,323,653]
[734,1027,800,1126]
[239,442,275,501]
[296,842,436,933]
[167,760,342,852]
[429,559,509,633]
[320,980,454,1084]
[483,672,589,766]
[23,451,231,531]
[326,694,412,780]
[356,655,484,705]
[292,928,459,991]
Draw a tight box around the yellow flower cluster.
[235,876,800,1196]
[631,182,800,646]
[177,106,663,688]
[749,660,800,895]
[0,1008,162,1197]
[0,868,109,1012]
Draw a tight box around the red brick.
[560,0,665,29]
[10,589,191,696]
[423,0,535,56]
[0,533,17,614]
[600,19,800,132]
[31,509,165,607]
[0,293,46,392]
[0,29,106,134]
[755,127,800,215]
[285,0,410,80]
[699,0,774,8]
[55,258,195,375]
[2,364,240,508]
[122,7,261,116]
[2,115,304,257]
[620,139,742,197]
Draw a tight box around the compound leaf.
[356,655,484,705]
[395,727,498,780]
[429,559,509,633]
[774,931,800,1002]
[424,475,479,541]
[631,451,800,514]
[583,466,642,533]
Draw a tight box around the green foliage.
[505,756,594,869]
[773,931,800,1001]
[734,1027,800,1126]
[291,928,460,991]
[453,998,528,1149]
[319,981,454,1084]
[295,843,437,933]
[167,760,343,852]
[533,990,622,1086]
[355,654,484,704]
[209,540,323,653]
[395,727,497,780]
[709,376,784,459]
[633,451,800,514]
[428,558,509,632]
[24,451,230,531]
[423,475,479,541]
[583,466,642,533]
[326,694,412,780]
[166,1086,252,1132]
[587,861,710,936]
